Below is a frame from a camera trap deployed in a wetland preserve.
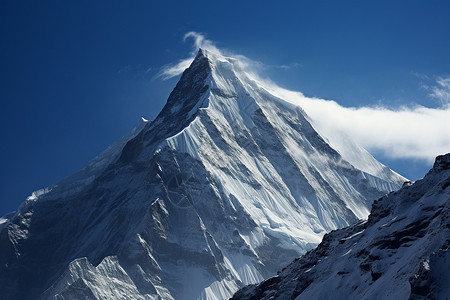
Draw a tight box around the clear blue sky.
[1,0,449,216]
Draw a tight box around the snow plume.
[157,32,220,80]
[159,32,450,162]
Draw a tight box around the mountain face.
[0,49,405,300]
[232,153,450,300]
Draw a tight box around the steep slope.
[0,49,404,300]
[232,153,450,300]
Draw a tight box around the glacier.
[0,49,405,300]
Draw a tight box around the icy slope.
[232,153,450,300]
[0,49,404,300]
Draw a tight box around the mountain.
[232,153,450,300]
[0,49,405,300]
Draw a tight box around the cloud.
[428,76,450,104]
[159,32,450,162]
[183,32,221,55]
[157,58,193,80]
[157,32,221,80]
[267,86,450,162]
[157,32,300,79]
[274,62,302,70]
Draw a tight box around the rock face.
[232,154,450,300]
[0,49,405,300]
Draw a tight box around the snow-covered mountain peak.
[154,49,212,120]
[0,48,406,300]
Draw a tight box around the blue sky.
[1,0,449,216]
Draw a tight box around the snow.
[222,253,264,285]
[0,217,8,232]
[199,278,238,300]
[340,229,365,241]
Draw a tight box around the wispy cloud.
[157,32,301,79]
[273,62,302,70]
[183,32,221,55]
[157,32,221,80]
[158,32,450,162]
[428,76,450,105]
[157,58,193,80]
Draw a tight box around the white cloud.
[183,32,221,55]
[159,32,450,162]
[157,32,221,80]
[429,76,450,104]
[268,87,450,162]
[157,58,193,80]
